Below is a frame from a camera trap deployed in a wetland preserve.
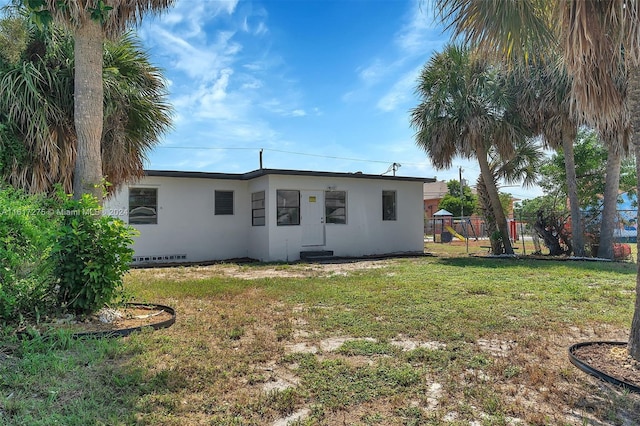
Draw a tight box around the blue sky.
[137,0,449,177]
[24,0,545,200]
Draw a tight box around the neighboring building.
[105,169,434,264]
[423,181,449,220]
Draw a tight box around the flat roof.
[145,168,435,183]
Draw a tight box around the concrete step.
[300,250,334,260]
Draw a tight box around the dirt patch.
[272,408,311,426]
[390,336,446,351]
[130,259,395,281]
[476,338,517,357]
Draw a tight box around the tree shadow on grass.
[436,255,637,275]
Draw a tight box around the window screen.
[252,191,265,226]
[325,190,346,224]
[215,191,234,215]
[277,190,300,226]
[382,190,397,221]
[129,188,158,224]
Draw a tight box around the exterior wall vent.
[132,254,187,263]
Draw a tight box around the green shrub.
[0,186,58,322]
[52,192,136,314]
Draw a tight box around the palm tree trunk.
[597,139,621,260]
[628,65,640,361]
[476,141,514,255]
[562,131,585,256]
[73,17,104,204]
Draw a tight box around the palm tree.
[0,16,172,194]
[475,136,544,254]
[411,44,532,255]
[512,59,586,256]
[21,0,175,203]
[434,0,640,360]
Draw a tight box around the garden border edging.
[568,341,640,393]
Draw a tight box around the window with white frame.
[129,188,158,224]
[325,190,346,224]
[277,190,300,225]
[382,190,397,221]
[251,191,265,226]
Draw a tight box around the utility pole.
[459,166,468,253]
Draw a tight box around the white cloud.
[210,68,233,101]
[377,66,422,112]
[241,77,263,90]
[290,109,307,117]
[345,0,444,108]
[395,0,439,55]
[254,22,268,36]
[358,58,386,84]
[157,0,238,40]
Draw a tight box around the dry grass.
[2,253,639,425]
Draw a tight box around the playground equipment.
[445,225,466,241]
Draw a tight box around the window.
[382,190,397,221]
[215,190,234,215]
[277,190,300,225]
[325,190,346,224]
[252,191,265,226]
[129,188,158,224]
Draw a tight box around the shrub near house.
[0,187,58,321]
[0,187,136,324]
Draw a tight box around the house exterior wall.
[105,176,251,263]
[262,175,424,261]
[247,176,270,261]
[105,170,429,264]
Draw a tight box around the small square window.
[215,190,234,215]
[382,190,397,221]
[129,188,158,225]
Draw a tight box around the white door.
[301,190,325,246]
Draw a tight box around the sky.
[27,0,546,200]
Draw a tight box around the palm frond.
[0,17,172,194]
[436,0,556,62]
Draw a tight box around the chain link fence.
[425,209,638,247]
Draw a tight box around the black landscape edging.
[568,341,640,394]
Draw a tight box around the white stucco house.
[104,168,434,264]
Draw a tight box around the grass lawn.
[1,249,640,425]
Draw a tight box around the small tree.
[540,129,636,211]
[516,195,572,256]
[438,180,477,217]
[52,191,136,314]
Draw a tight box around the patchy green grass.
[1,255,639,425]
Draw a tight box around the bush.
[0,186,137,323]
[0,187,58,322]
[52,193,136,315]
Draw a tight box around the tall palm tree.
[411,44,532,255]
[21,0,175,203]
[435,0,640,360]
[0,16,172,194]
[512,59,586,256]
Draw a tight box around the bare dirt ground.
[128,259,640,425]
[135,258,396,281]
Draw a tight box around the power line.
[157,146,429,166]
